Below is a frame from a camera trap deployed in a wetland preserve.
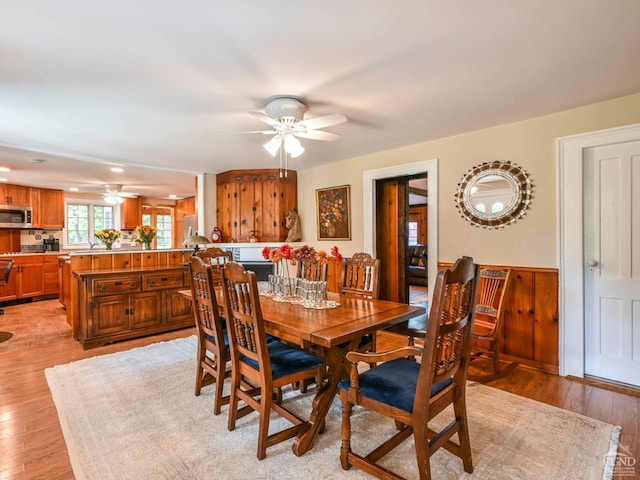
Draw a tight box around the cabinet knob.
[100,285,108,292]
[587,259,598,267]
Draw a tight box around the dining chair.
[196,247,234,317]
[339,256,479,480]
[339,252,381,361]
[221,261,327,460]
[339,252,380,299]
[0,260,14,315]
[468,267,517,382]
[188,256,231,415]
[296,257,328,282]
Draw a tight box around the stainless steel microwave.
[0,205,32,228]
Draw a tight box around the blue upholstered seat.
[241,340,325,380]
[338,358,452,413]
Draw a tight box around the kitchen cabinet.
[74,265,192,348]
[44,256,59,295]
[0,255,45,301]
[32,188,65,229]
[0,184,31,205]
[216,169,297,243]
[120,197,141,230]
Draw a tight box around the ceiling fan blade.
[295,130,340,141]
[216,130,277,135]
[249,111,282,127]
[296,113,347,131]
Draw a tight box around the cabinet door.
[165,287,194,326]
[0,270,17,301]
[43,258,59,295]
[37,189,65,228]
[17,263,45,298]
[6,184,31,205]
[91,294,129,336]
[129,291,163,329]
[120,197,141,230]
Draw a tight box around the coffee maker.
[43,238,60,252]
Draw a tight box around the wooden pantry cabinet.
[216,169,297,243]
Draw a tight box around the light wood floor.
[0,299,638,479]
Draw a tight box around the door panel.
[584,141,640,386]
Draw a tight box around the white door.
[584,141,640,387]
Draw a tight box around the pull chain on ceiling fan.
[244,96,347,177]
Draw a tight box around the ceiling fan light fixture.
[263,135,282,157]
[284,134,304,158]
[104,194,124,204]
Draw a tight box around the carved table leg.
[292,341,355,456]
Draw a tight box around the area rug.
[45,336,620,480]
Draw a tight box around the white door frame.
[363,159,438,302]
[557,123,640,377]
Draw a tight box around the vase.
[142,242,151,250]
[105,242,113,251]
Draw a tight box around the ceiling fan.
[244,96,347,176]
[103,184,128,204]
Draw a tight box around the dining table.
[179,287,426,456]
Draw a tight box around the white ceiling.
[1,1,639,199]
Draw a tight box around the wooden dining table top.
[179,289,426,349]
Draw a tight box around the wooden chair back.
[296,257,328,282]
[188,255,230,414]
[196,247,234,316]
[339,252,380,299]
[474,267,511,336]
[469,267,515,379]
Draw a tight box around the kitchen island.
[67,249,194,348]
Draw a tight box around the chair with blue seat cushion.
[221,261,327,460]
[339,256,479,480]
[189,256,231,415]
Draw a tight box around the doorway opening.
[363,159,438,306]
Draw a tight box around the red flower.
[279,244,293,260]
[261,246,271,260]
[331,246,343,261]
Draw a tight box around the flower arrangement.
[133,225,157,248]
[95,229,121,250]
[261,244,343,275]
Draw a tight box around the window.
[141,206,173,249]
[66,201,116,247]
[407,221,419,246]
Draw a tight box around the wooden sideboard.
[439,262,559,374]
[67,249,194,348]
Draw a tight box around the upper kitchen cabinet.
[216,169,297,243]
[121,197,141,230]
[32,188,65,229]
[0,184,31,206]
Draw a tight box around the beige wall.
[297,93,640,267]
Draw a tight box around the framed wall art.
[316,185,351,240]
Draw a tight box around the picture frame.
[316,185,351,240]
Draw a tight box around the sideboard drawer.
[143,272,185,291]
[92,277,141,296]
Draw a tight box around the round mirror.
[455,161,533,229]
